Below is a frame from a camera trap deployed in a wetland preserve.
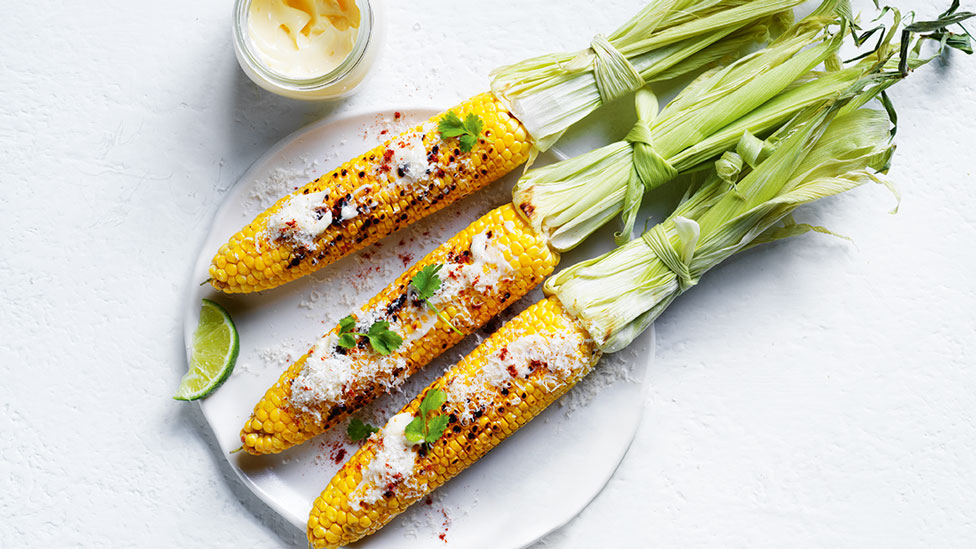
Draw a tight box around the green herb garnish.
[405,389,450,445]
[410,264,463,335]
[437,111,484,153]
[347,418,380,441]
[336,315,403,355]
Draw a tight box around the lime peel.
[174,299,239,401]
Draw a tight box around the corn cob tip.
[238,359,309,455]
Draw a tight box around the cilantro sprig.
[347,417,380,442]
[336,316,403,355]
[437,111,484,153]
[410,264,463,335]
[405,388,450,446]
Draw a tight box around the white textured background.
[2,0,975,547]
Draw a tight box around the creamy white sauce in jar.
[247,0,361,79]
[233,0,382,100]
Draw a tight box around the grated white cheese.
[258,341,299,369]
[289,308,438,418]
[444,331,588,421]
[400,490,448,540]
[350,412,423,510]
[478,335,544,387]
[558,344,639,415]
[265,190,332,249]
[289,335,355,418]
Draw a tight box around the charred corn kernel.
[240,205,558,455]
[307,297,601,548]
[210,93,532,294]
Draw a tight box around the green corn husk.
[490,0,804,153]
[545,96,894,353]
[514,2,852,251]
[513,0,973,252]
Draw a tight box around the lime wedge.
[174,299,239,401]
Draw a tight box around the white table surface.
[3,1,975,547]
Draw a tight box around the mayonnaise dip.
[247,0,361,79]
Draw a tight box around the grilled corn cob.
[241,204,558,454]
[307,296,600,548]
[210,93,531,294]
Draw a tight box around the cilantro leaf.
[336,315,358,349]
[425,414,450,444]
[366,321,403,355]
[437,111,466,137]
[463,113,484,138]
[419,388,446,416]
[404,416,425,444]
[410,264,463,336]
[347,418,379,441]
[339,315,356,334]
[410,264,443,301]
[403,389,449,446]
[333,316,403,354]
[337,333,358,349]
[438,111,484,153]
[459,134,477,153]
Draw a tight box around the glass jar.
[232,0,382,101]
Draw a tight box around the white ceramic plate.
[184,107,654,548]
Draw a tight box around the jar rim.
[233,0,373,91]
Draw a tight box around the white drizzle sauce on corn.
[349,412,425,510]
[380,122,474,196]
[437,229,512,300]
[265,190,332,249]
[340,201,359,221]
[290,228,514,418]
[264,184,374,252]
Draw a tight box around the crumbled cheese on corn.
[290,310,439,418]
[445,331,587,421]
[480,335,549,383]
[350,412,423,510]
[290,335,354,417]
[265,190,332,249]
